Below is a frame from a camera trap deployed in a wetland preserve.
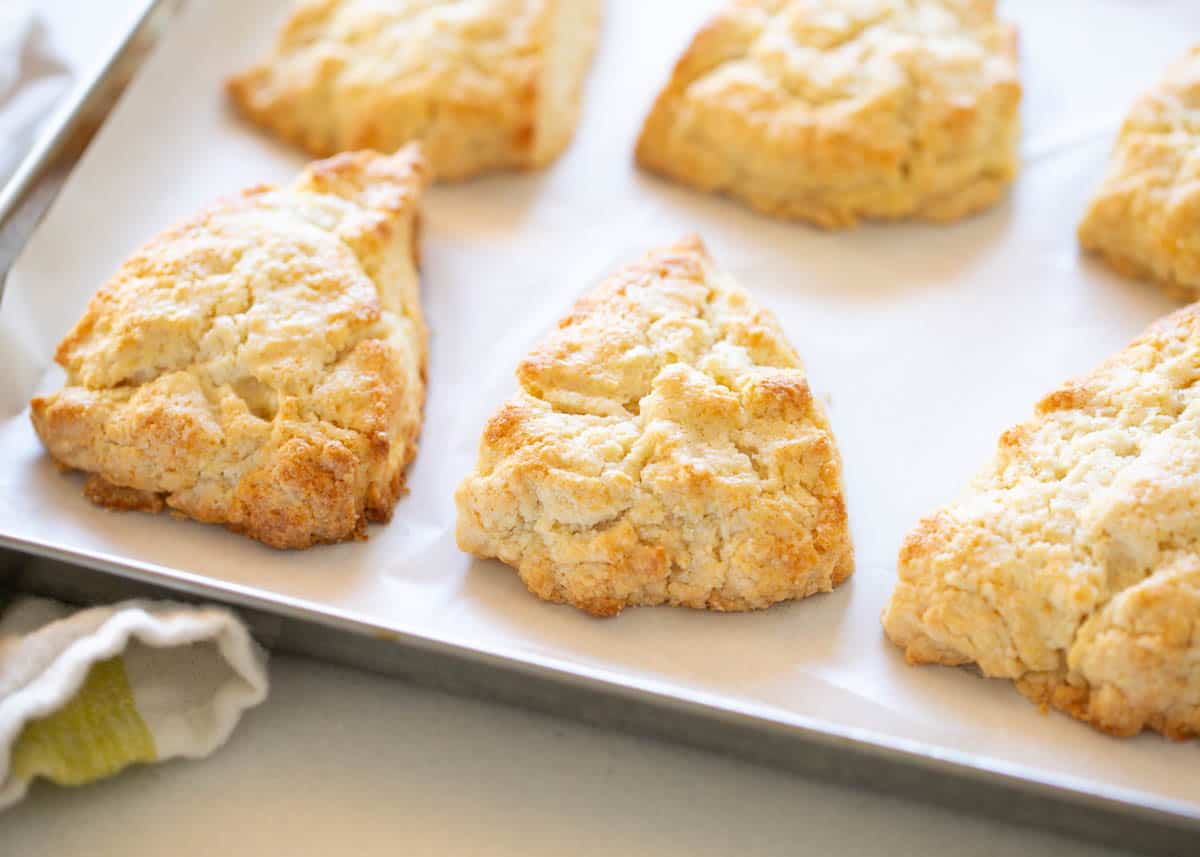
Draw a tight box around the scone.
[228,0,602,181]
[883,305,1200,739]
[636,0,1020,227]
[455,236,853,616]
[1079,47,1200,299]
[30,146,430,550]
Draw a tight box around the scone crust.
[455,236,853,616]
[227,0,601,180]
[883,305,1200,739]
[1078,46,1200,299]
[30,146,430,550]
[636,0,1020,227]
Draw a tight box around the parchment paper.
[2,0,1198,815]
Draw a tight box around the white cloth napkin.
[0,0,71,186]
[0,1,68,420]
[0,596,268,808]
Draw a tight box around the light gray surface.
[2,654,1137,856]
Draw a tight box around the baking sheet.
[2,0,1199,819]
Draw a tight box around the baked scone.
[455,236,853,616]
[883,305,1200,739]
[30,146,429,549]
[1078,47,1200,299]
[227,0,602,181]
[636,0,1020,227]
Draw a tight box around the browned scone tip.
[883,302,1200,739]
[30,145,430,550]
[455,235,853,616]
[228,0,602,180]
[636,0,1020,227]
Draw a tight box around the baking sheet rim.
[3,526,1196,832]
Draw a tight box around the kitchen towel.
[0,0,71,185]
[0,596,268,808]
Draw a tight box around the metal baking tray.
[2,2,1198,853]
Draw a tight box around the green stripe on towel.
[12,657,156,786]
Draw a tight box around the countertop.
[4,655,1134,856]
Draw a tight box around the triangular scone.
[884,306,1200,739]
[1079,47,1200,299]
[227,0,602,181]
[30,147,429,549]
[636,0,1020,227]
[455,237,853,616]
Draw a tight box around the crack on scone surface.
[639,0,1019,224]
[514,264,799,494]
[886,306,1200,737]
[68,204,386,458]
[457,239,851,613]
[229,0,562,175]
[34,151,428,548]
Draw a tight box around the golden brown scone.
[636,0,1020,227]
[883,304,1200,739]
[1079,47,1200,299]
[228,0,601,181]
[455,236,853,616]
[30,146,430,550]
